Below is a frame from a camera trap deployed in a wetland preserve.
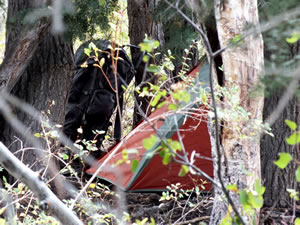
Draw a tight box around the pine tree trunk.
[0,0,74,172]
[127,0,164,126]
[210,1,264,224]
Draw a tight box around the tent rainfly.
[86,60,214,192]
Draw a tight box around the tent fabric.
[86,62,214,192]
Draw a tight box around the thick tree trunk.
[261,41,300,208]
[0,0,74,172]
[210,1,264,224]
[127,0,164,126]
[261,95,300,208]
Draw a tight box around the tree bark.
[127,0,164,127]
[210,1,264,224]
[0,0,74,172]
[261,40,300,208]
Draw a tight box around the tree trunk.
[127,0,164,127]
[0,0,74,172]
[261,41,300,208]
[210,1,264,224]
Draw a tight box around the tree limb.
[0,142,83,225]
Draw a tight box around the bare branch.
[0,142,83,225]
[265,66,300,126]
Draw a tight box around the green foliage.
[259,0,300,97]
[224,180,265,224]
[295,217,300,225]
[153,0,200,68]
[274,152,292,169]
[65,0,118,40]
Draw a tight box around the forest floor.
[72,177,299,225]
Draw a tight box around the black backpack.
[63,40,136,157]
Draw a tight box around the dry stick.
[176,216,211,225]
[0,142,83,225]
[1,91,128,218]
[163,1,247,224]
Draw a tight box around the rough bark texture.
[261,95,300,208]
[0,0,74,172]
[210,1,264,224]
[127,0,164,126]
[261,41,300,208]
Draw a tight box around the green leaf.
[84,48,91,57]
[122,150,128,160]
[162,152,171,165]
[231,34,242,44]
[178,165,189,177]
[131,159,139,173]
[285,119,297,131]
[227,184,238,192]
[99,0,105,6]
[286,132,300,145]
[239,190,248,206]
[295,217,300,225]
[248,192,264,209]
[157,101,167,109]
[170,140,182,152]
[34,133,41,138]
[147,65,161,73]
[296,167,300,182]
[274,152,292,169]
[63,154,69,160]
[88,42,97,50]
[99,58,105,67]
[143,55,149,62]
[151,94,162,107]
[255,179,265,195]
[168,103,177,111]
[286,32,300,44]
[143,135,157,150]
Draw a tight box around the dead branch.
[0,142,83,225]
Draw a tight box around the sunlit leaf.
[227,184,238,192]
[248,192,264,209]
[151,94,161,107]
[286,132,300,145]
[89,183,96,189]
[285,119,297,131]
[286,32,300,44]
[255,179,265,195]
[131,159,139,173]
[84,48,91,57]
[168,103,177,111]
[34,133,41,138]
[162,152,171,165]
[295,217,300,225]
[143,135,157,150]
[178,165,189,177]
[239,190,248,206]
[100,58,105,67]
[147,65,161,73]
[274,152,292,169]
[157,101,167,109]
[231,34,242,44]
[296,167,300,182]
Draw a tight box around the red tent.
[86,62,213,192]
